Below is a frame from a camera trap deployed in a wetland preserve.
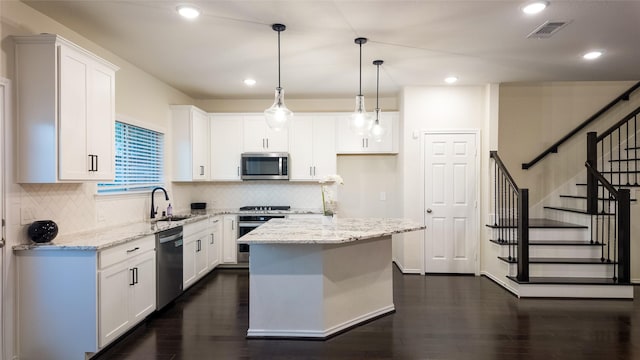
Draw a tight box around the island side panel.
[322,235,394,334]
[248,244,325,337]
[16,250,98,360]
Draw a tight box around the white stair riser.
[506,280,634,299]
[528,245,603,258]
[560,197,586,210]
[530,228,590,241]
[507,263,614,278]
[499,245,603,259]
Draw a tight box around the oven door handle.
[238,222,264,227]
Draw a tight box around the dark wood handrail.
[522,81,640,170]
[596,105,640,142]
[490,151,520,191]
[585,161,619,198]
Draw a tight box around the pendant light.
[350,37,372,136]
[264,23,292,131]
[370,59,385,142]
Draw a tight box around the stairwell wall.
[498,81,640,282]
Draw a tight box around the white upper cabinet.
[289,114,337,181]
[15,34,118,183]
[171,105,210,181]
[336,112,399,154]
[210,114,243,181]
[243,115,289,152]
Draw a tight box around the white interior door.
[424,132,477,274]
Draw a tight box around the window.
[98,121,164,194]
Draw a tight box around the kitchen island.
[237,217,425,339]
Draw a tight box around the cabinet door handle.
[200,166,205,176]
[135,267,139,285]
[262,138,265,148]
[88,155,95,172]
[237,166,240,177]
[95,155,99,172]
[310,167,313,176]
[266,138,269,148]
[129,268,135,286]
[362,138,365,148]
[210,234,214,244]
[366,138,369,147]
[231,220,235,230]
[313,166,316,176]
[126,247,140,253]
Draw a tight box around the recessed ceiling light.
[176,5,200,19]
[244,79,257,87]
[444,76,458,84]
[522,1,549,15]
[583,50,603,60]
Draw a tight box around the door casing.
[420,129,481,275]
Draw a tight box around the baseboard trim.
[392,260,421,274]
[481,271,519,297]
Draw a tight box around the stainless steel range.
[237,206,290,263]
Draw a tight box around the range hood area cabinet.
[289,114,337,181]
[15,34,119,183]
[210,114,243,181]
[336,112,399,154]
[242,115,289,152]
[171,105,210,181]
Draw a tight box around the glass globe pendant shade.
[349,95,373,136]
[370,108,385,142]
[264,87,292,131]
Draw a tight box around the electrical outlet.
[379,192,386,201]
[21,207,35,225]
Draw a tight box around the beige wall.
[195,97,398,113]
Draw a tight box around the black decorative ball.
[28,220,59,243]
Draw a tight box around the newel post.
[586,132,598,215]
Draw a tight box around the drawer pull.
[126,247,140,253]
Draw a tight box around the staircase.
[485,84,640,299]
[488,150,633,299]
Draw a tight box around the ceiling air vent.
[527,20,569,39]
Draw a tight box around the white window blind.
[98,121,164,194]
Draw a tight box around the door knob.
[426,208,432,213]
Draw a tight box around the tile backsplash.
[19,181,324,239]
[172,181,323,212]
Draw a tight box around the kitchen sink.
[155,215,192,222]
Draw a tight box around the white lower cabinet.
[222,215,238,264]
[98,243,156,347]
[98,236,156,348]
[208,217,222,268]
[183,219,210,289]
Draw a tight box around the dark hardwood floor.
[96,267,640,360]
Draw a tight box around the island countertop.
[237,217,425,245]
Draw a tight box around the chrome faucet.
[150,187,169,219]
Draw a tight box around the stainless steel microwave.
[241,152,289,180]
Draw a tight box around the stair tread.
[558,195,637,201]
[599,170,640,174]
[544,206,614,215]
[498,256,616,264]
[576,183,640,187]
[507,276,630,285]
[486,218,588,229]
[490,239,603,246]
[609,158,640,162]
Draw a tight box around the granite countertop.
[13,208,322,252]
[237,218,425,245]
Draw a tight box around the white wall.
[397,85,496,274]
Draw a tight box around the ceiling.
[23,0,640,100]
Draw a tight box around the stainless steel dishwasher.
[156,226,184,310]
